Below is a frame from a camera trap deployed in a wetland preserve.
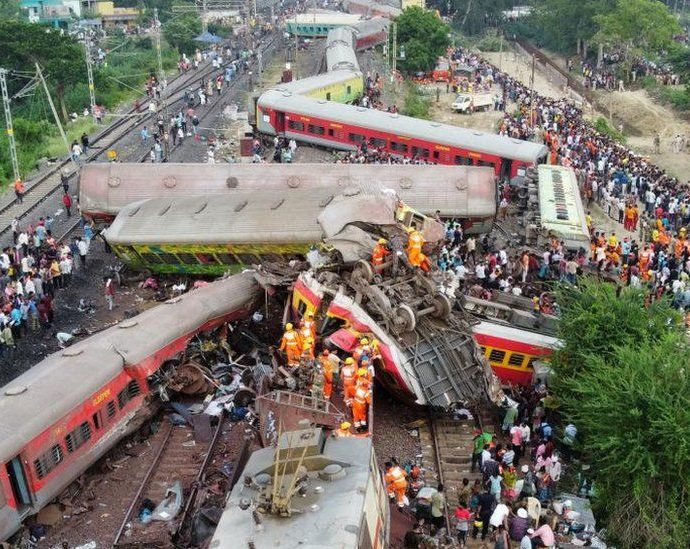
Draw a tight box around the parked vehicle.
[452,93,494,113]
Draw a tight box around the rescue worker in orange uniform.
[301,341,315,361]
[335,421,352,437]
[384,461,408,508]
[341,357,357,405]
[299,322,315,354]
[406,227,429,271]
[357,363,373,384]
[352,377,372,431]
[320,350,334,400]
[279,323,302,367]
[301,311,317,340]
[371,238,390,268]
[352,337,371,364]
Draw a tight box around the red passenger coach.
[0,274,259,541]
[256,90,548,179]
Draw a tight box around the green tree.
[0,0,22,20]
[552,281,690,547]
[396,7,451,73]
[594,0,681,65]
[0,21,86,122]
[163,13,202,54]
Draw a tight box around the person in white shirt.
[475,263,486,282]
[489,501,510,528]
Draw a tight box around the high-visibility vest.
[354,386,371,406]
[280,330,300,349]
[408,232,423,250]
[341,364,356,384]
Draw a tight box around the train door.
[499,158,513,182]
[6,457,32,509]
[275,112,286,134]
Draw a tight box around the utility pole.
[35,63,70,157]
[257,49,263,89]
[392,22,397,78]
[154,8,166,90]
[83,37,97,123]
[202,0,208,33]
[0,68,20,182]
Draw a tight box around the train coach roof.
[259,89,549,163]
[349,16,390,38]
[0,274,258,462]
[285,12,362,25]
[271,69,362,96]
[79,163,497,219]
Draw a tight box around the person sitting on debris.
[372,237,390,268]
[279,322,302,367]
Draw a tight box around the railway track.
[0,33,279,238]
[112,416,227,548]
[419,409,497,532]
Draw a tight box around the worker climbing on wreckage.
[279,322,302,367]
[371,237,390,268]
[320,350,334,400]
[385,460,408,509]
[299,320,315,352]
[406,226,430,272]
[301,310,317,340]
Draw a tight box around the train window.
[197,253,219,265]
[106,400,117,419]
[117,380,140,410]
[480,346,486,355]
[92,412,102,430]
[235,253,260,265]
[411,146,430,158]
[346,85,352,95]
[288,120,305,131]
[140,253,163,264]
[158,253,180,264]
[390,141,408,153]
[433,151,440,160]
[33,444,64,480]
[65,422,92,453]
[319,315,345,337]
[489,349,506,363]
[508,353,526,367]
[454,155,472,165]
[296,299,307,317]
[326,92,331,101]
[308,124,325,135]
[328,128,335,137]
[348,133,365,144]
[177,253,200,265]
[369,137,387,149]
[215,253,238,265]
[478,160,496,168]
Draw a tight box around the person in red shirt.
[62,192,73,217]
[454,503,472,547]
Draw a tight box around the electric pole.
[257,49,263,89]
[35,63,70,158]
[392,22,397,77]
[0,68,20,182]
[202,0,208,33]
[83,37,97,123]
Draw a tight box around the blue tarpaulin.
[194,31,223,44]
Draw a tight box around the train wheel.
[432,293,452,319]
[390,304,416,335]
[353,259,374,283]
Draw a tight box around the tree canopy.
[396,7,451,73]
[594,0,682,54]
[552,281,690,547]
[162,13,202,54]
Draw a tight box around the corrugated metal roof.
[537,165,588,242]
[258,89,548,163]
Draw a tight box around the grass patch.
[594,116,626,144]
[402,83,431,119]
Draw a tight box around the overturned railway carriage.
[210,426,389,548]
[103,186,445,275]
[345,0,402,19]
[461,292,560,385]
[0,274,259,541]
[79,163,497,232]
[257,89,548,178]
[284,12,363,37]
[291,270,499,407]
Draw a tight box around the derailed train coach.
[0,274,259,541]
[80,162,497,233]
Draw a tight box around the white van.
[451,92,493,113]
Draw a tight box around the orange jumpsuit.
[352,384,372,429]
[407,230,425,268]
[279,329,302,367]
[299,325,314,352]
[341,363,357,404]
[371,243,390,266]
[385,465,408,507]
[301,318,317,340]
[320,356,334,399]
